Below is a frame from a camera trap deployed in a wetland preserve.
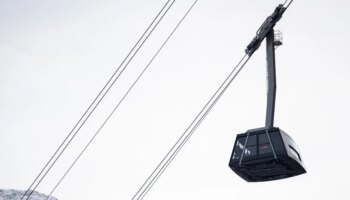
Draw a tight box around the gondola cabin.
[229,127,306,182]
[228,1,306,182]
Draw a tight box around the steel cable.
[134,54,250,200]
[42,0,199,197]
[22,1,175,199]
[130,3,200,199]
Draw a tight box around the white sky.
[1,0,350,199]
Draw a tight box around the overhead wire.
[129,1,199,198]
[43,0,198,197]
[133,53,250,200]
[21,0,176,199]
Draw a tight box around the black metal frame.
[265,30,277,127]
[244,2,289,127]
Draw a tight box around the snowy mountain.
[0,190,57,200]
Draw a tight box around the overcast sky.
[1,0,350,199]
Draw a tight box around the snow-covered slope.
[0,190,57,200]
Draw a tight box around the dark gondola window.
[244,135,257,160]
[232,137,245,161]
[259,134,272,156]
[269,131,286,155]
[232,135,258,161]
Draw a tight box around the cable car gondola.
[229,127,306,182]
[229,0,306,182]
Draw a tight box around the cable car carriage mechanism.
[228,0,306,182]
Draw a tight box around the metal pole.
[265,30,276,128]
